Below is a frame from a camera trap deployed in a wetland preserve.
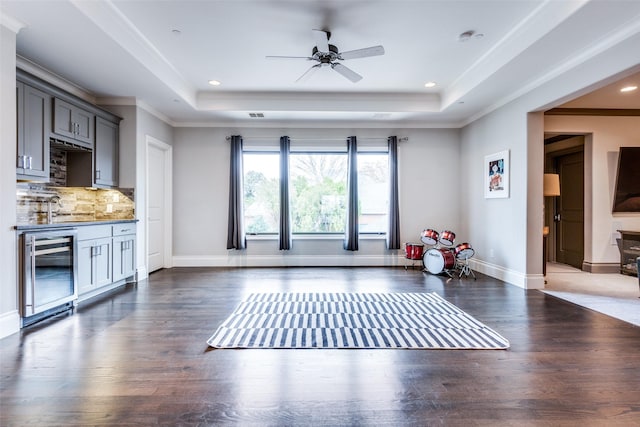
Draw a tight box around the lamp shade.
[544,173,560,197]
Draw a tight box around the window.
[358,153,389,233]
[240,139,390,236]
[290,153,347,233]
[243,153,279,234]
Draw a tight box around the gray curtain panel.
[387,136,401,250]
[344,136,359,251]
[226,135,246,250]
[279,136,292,250]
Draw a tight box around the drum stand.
[456,258,476,280]
[443,268,456,279]
[405,258,422,270]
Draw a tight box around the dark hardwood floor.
[2,267,639,426]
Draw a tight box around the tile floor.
[543,262,640,327]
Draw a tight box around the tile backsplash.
[17,183,135,225]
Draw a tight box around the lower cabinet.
[76,223,136,302]
[77,236,112,295]
[113,224,136,282]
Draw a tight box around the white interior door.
[146,137,172,273]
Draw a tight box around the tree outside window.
[290,153,347,233]
[243,153,279,234]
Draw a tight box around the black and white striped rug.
[207,292,509,350]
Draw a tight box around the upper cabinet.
[52,98,95,149]
[95,117,119,188]
[16,81,51,180]
[16,70,121,188]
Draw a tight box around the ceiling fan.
[266,29,385,83]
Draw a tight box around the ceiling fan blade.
[312,29,330,53]
[331,63,362,83]
[266,55,313,60]
[295,64,322,83]
[339,45,385,60]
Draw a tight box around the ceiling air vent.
[248,113,264,118]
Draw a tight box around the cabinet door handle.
[28,235,36,314]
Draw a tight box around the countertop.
[15,219,137,231]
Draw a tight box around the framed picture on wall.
[484,150,510,198]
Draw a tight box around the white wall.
[545,115,640,266]
[460,102,533,287]
[171,127,461,267]
[0,23,19,338]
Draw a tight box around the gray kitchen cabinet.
[76,222,136,302]
[112,223,136,282]
[16,81,50,180]
[95,117,119,187]
[52,98,94,148]
[77,226,112,298]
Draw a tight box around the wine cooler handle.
[29,235,36,315]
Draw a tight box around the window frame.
[241,141,390,239]
[356,150,390,236]
[289,150,348,235]
[242,150,280,236]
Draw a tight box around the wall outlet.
[611,221,621,245]
[489,248,495,258]
[106,204,113,213]
[112,193,119,203]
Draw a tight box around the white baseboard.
[173,254,405,268]
[136,265,148,281]
[0,310,20,339]
[469,259,543,289]
[172,255,539,289]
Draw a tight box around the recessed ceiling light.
[208,80,221,86]
[424,82,437,88]
[458,30,475,42]
[458,30,484,42]
[620,85,637,93]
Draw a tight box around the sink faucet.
[47,195,61,224]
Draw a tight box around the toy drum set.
[404,228,476,279]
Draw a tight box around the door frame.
[544,134,589,269]
[145,135,173,272]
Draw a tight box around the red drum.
[439,230,456,246]
[420,229,439,246]
[423,248,456,274]
[454,242,475,260]
[405,243,424,260]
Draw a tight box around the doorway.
[146,136,173,273]
[544,135,585,270]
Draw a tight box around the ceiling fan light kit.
[267,29,385,83]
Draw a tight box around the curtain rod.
[225,136,408,142]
